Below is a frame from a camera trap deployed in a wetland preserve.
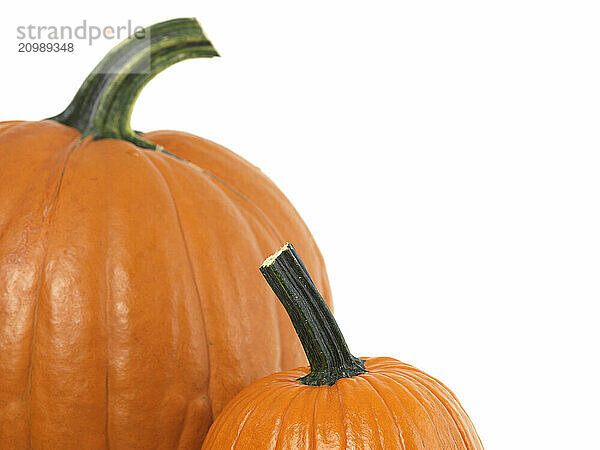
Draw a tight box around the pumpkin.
[0,19,332,448]
[202,243,483,449]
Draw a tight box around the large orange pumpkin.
[202,244,482,449]
[0,19,331,448]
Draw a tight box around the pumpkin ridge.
[26,133,87,447]
[362,372,422,446]
[394,369,480,448]
[85,139,214,446]
[210,379,270,445]
[154,144,286,256]
[400,365,465,406]
[144,131,330,308]
[145,148,300,420]
[0,120,29,137]
[47,136,88,211]
[101,157,116,449]
[376,371,449,448]
[270,385,308,449]
[154,143,287,251]
[387,370,464,444]
[230,381,292,447]
[138,150,214,422]
[248,380,307,446]
[145,149,292,417]
[195,172,289,372]
[351,372,423,447]
[152,143,287,248]
[335,377,385,448]
[310,383,319,448]
[150,137,331,370]
[335,380,348,448]
[103,252,109,449]
[175,164,289,370]
[200,170,284,243]
[362,374,407,449]
[356,377,395,449]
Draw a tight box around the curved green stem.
[260,243,367,386]
[50,18,218,149]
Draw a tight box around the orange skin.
[0,120,332,448]
[202,357,483,449]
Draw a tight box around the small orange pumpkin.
[202,244,483,449]
[0,20,331,448]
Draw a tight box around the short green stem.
[260,243,366,386]
[50,18,218,149]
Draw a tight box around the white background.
[2,2,599,448]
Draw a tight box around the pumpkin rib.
[149,134,333,313]
[145,132,293,240]
[176,396,217,450]
[230,382,298,448]
[362,356,412,372]
[225,404,255,448]
[207,390,254,446]
[417,377,481,448]
[205,389,258,445]
[270,385,310,448]
[184,165,287,372]
[200,170,284,244]
[335,380,348,449]
[376,372,446,448]
[138,150,215,422]
[151,135,326,373]
[109,141,218,446]
[394,370,466,449]
[394,365,462,403]
[274,384,318,447]
[387,369,469,447]
[145,131,300,224]
[0,122,82,447]
[0,120,24,126]
[248,382,309,447]
[310,383,319,448]
[32,137,120,446]
[337,376,401,449]
[0,120,28,136]
[165,146,326,374]
[310,377,346,448]
[395,369,481,448]
[97,141,212,446]
[145,131,331,308]
[375,360,480,448]
[191,171,315,372]
[362,374,407,450]
[208,378,275,445]
[391,371,464,448]
[364,371,427,449]
[26,134,86,447]
[142,148,288,419]
[103,209,110,449]
[400,372,467,447]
